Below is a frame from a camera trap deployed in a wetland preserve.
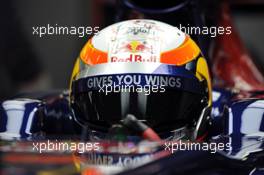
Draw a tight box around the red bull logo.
[110,54,157,63]
[109,40,158,63]
[125,40,150,53]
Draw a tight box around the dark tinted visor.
[73,88,204,133]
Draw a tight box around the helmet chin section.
[191,106,211,141]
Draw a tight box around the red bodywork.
[212,3,264,91]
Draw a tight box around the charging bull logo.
[124,40,150,53]
[110,40,158,63]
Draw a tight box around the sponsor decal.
[110,53,157,63]
[124,40,150,53]
[85,74,182,89]
[73,73,203,95]
[84,153,153,167]
[109,39,160,63]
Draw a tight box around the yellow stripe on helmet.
[69,58,80,96]
[196,57,212,106]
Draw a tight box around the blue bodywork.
[0,88,263,174]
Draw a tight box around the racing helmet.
[70,19,212,140]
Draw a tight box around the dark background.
[13,0,92,88]
[0,0,263,100]
[232,5,264,74]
